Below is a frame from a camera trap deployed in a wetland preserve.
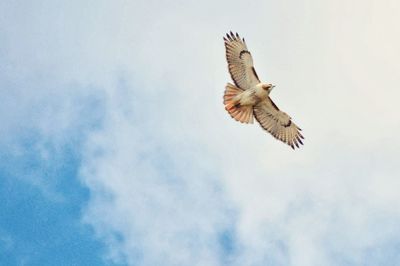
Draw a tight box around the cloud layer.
[2,0,400,265]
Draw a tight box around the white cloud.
[3,0,400,265]
[80,103,234,265]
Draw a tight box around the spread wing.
[224,32,260,90]
[253,98,304,149]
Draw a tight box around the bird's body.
[223,32,304,149]
[231,83,269,107]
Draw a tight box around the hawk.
[223,32,304,149]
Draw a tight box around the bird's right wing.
[224,32,261,90]
[253,97,304,149]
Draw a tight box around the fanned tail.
[223,83,254,124]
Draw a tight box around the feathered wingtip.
[290,128,305,150]
[223,31,244,42]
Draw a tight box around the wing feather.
[224,32,260,90]
[253,98,304,149]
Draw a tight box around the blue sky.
[0,78,109,265]
[0,144,110,266]
[2,0,400,265]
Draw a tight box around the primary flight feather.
[223,31,304,149]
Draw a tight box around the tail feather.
[223,83,254,124]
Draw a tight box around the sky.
[1,0,400,265]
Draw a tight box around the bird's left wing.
[253,97,304,149]
[224,32,260,90]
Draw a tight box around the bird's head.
[262,83,275,92]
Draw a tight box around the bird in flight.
[223,32,304,149]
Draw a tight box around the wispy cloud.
[78,83,234,265]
